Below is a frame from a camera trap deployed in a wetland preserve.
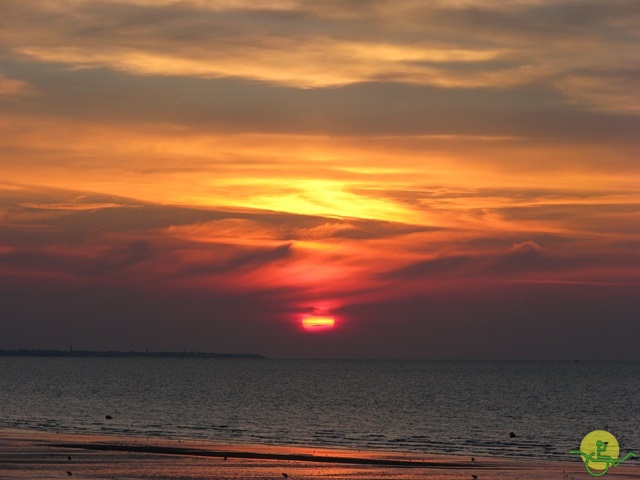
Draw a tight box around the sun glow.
[301,315,336,333]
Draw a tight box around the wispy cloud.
[3,0,639,113]
[19,202,125,211]
[0,74,36,96]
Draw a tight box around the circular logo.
[579,430,620,472]
[571,429,636,476]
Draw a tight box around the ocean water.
[1,358,639,461]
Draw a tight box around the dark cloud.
[317,220,437,240]
[383,242,638,282]
[427,0,640,42]
[0,240,154,278]
[90,239,154,273]
[180,243,293,275]
[334,282,640,360]
[486,242,568,275]
[385,255,477,280]
[494,203,640,234]
[2,62,638,143]
[351,186,635,206]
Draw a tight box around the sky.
[1,0,639,360]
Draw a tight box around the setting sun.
[301,316,336,333]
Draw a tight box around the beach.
[2,429,639,480]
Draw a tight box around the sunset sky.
[1,0,639,359]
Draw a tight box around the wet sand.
[1,428,639,479]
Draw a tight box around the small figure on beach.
[67,470,72,476]
[282,473,288,478]
[509,432,516,438]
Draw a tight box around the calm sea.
[1,359,639,461]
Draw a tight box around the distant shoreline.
[0,349,265,359]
